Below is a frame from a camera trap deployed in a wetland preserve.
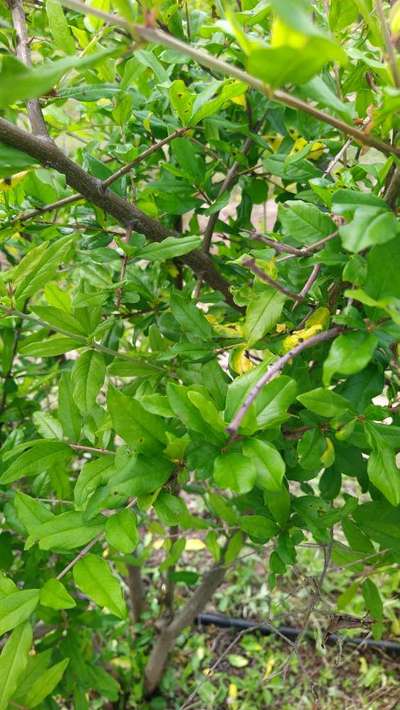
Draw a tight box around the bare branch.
[243,258,304,302]
[0,118,234,305]
[7,0,49,137]
[294,264,321,308]
[226,327,342,438]
[249,230,338,257]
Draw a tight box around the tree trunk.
[127,564,146,623]
[144,562,226,696]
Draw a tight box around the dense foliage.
[0,0,399,705]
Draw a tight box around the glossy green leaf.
[46,0,75,54]
[0,622,32,710]
[297,387,351,417]
[22,657,70,707]
[242,439,285,492]
[367,446,400,507]
[323,332,378,386]
[279,200,336,245]
[108,386,166,452]
[73,554,127,619]
[40,578,76,610]
[244,287,286,346]
[105,509,138,553]
[0,590,39,636]
[213,452,257,494]
[72,350,106,413]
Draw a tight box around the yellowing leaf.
[185,538,206,551]
[264,655,276,678]
[231,347,254,374]
[282,324,322,352]
[230,93,247,107]
[320,437,335,467]
[0,170,29,192]
[306,307,330,329]
[390,0,400,36]
[228,683,238,699]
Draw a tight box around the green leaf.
[137,235,202,261]
[332,189,386,214]
[170,293,213,341]
[362,579,383,621]
[228,654,249,668]
[32,305,87,336]
[58,371,82,440]
[242,439,285,492]
[107,357,162,377]
[167,383,210,437]
[33,411,63,440]
[255,376,297,430]
[0,49,116,107]
[244,287,286,346]
[367,446,400,507]
[22,657,70,708]
[72,350,106,414]
[247,37,346,88]
[0,442,72,484]
[154,492,189,526]
[46,0,75,54]
[0,590,39,636]
[74,456,115,510]
[339,207,399,252]
[0,144,37,179]
[29,511,103,551]
[14,492,54,534]
[187,390,226,433]
[11,236,74,303]
[105,509,138,553]
[279,200,336,245]
[365,239,400,300]
[169,80,195,125]
[108,386,166,452]
[105,453,173,499]
[323,332,378,386]
[297,387,351,417]
[191,79,247,124]
[40,578,76,610]
[73,554,127,619]
[213,452,257,494]
[19,334,83,357]
[240,515,277,543]
[0,623,32,710]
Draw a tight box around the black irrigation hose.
[195,612,400,655]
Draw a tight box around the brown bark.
[0,118,235,306]
[127,564,146,622]
[144,561,225,696]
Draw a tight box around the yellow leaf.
[282,324,322,352]
[306,307,330,330]
[276,322,287,334]
[185,538,206,551]
[321,437,335,467]
[231,346,254,374]
[0,170,29,192]
[153,539,164,550]
[264,655,276,678]
[230,93,247,107]
[391,617,400,636]
[309,141,326,160]
[265,133,284,152]
[228,683,238,699]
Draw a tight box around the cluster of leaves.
[0,0,399,705]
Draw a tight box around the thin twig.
[249,230,338,257]
[226,327,342,438]
[324,139,352,176]
[15,129,187,225]
[56,534,102,580]
[243,258,304,302]
[7,0,48,136]
[292,264,321,311]
[68,443,114,455]
[115,225,132,308]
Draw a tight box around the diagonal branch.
[7,0,49,137]
[243,258,304,302]
[60,0,400,159]
[226,326,342,438]
[0,118,234,305]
